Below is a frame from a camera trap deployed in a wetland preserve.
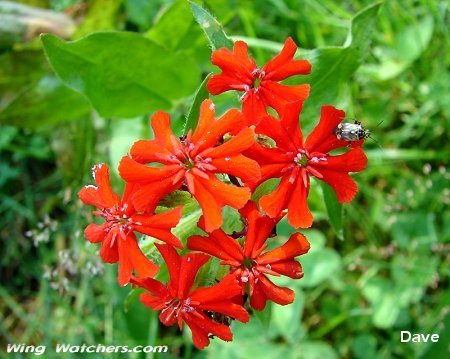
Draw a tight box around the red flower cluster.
[79,37,367,349]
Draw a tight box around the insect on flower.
[333,120,371,141]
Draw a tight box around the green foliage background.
[0,0,449,358]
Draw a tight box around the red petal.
[245,142,292,165]
[183,315,211,349]
[211,155,261,184]
[196,301,250,323]
[287,174,313,229]
[190,176,223,232]
[177,252,210,299]
[201,127,256,159]
[259,233,310,263]
[151,111,175,151]
[117,242,133,286]
[155,243,181,296]
[187,232,243,262]
[190,274,243,304]
[184,313,233,349]
[249,282,267,310]
[279,100,304,147]
[263,37,311,80]
[255,115,295,152]
[198,174,251,210]
[84,223,107,243]
[207,74,247,94]
[130,276,170,299]
[241,90,269,126]
[192,109,245,156]
[138,227,183,249]
[131,179,181,213]
[304,105,347,153]
[258,275,295,305]
[318,169,360,203]
[130,139,172,164]
[312,147,367,173]
[159,307,177,327]
[139,292,167,311]
[133,205,183,229]
[240,201,281,258]
[78,185,103,208]
[118,233,159,286]
[210,41,256,85]
[269,260,304,279]
[91,163,120,208]
[259,174,295,218]
[118,156,180,183]
[99,231,119,263]
[259,82,310,115]
[121,183,136,206]
[191,99,216,143]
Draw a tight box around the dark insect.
[206,311,234,338]
[333,120,370,141]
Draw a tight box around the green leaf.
[320,181,343,240]
[251,178,279,203]
[290,2,382,120]
[0,75,91,128]
[183,73,211,134]
[361,277,400,329]
[254,301,272,329]
[124,287,143,313]
[363,15,434,81]
[296,342,339,359]
[146,0,195,51]
[269,287,304,343]
[41,32,200,118]
[74,0,121,37]
[124,0,162,29]
[0,49,90,128]
[299,248,341,287]
[189,1,234,50]
[344,2,383,57]
[352,335,378,359]
[109,117,145,175]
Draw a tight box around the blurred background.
[0,0,448,358]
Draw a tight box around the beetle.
[333,120,371,141]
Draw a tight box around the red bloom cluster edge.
[78,37,367,349]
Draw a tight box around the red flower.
[207,37,311,125]
[187,201,310,310]
[118,99,261,232]
[78,163,183,286]
[130,244,250,349]
[246,102,368,229]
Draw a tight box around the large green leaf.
[41,32,201,118]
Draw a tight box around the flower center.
[162,297,196,320]
[251,68,265,88]
[183,157,195,169]
[294,152,309,167]
[242,257,253,269]
[172,137,214,173]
